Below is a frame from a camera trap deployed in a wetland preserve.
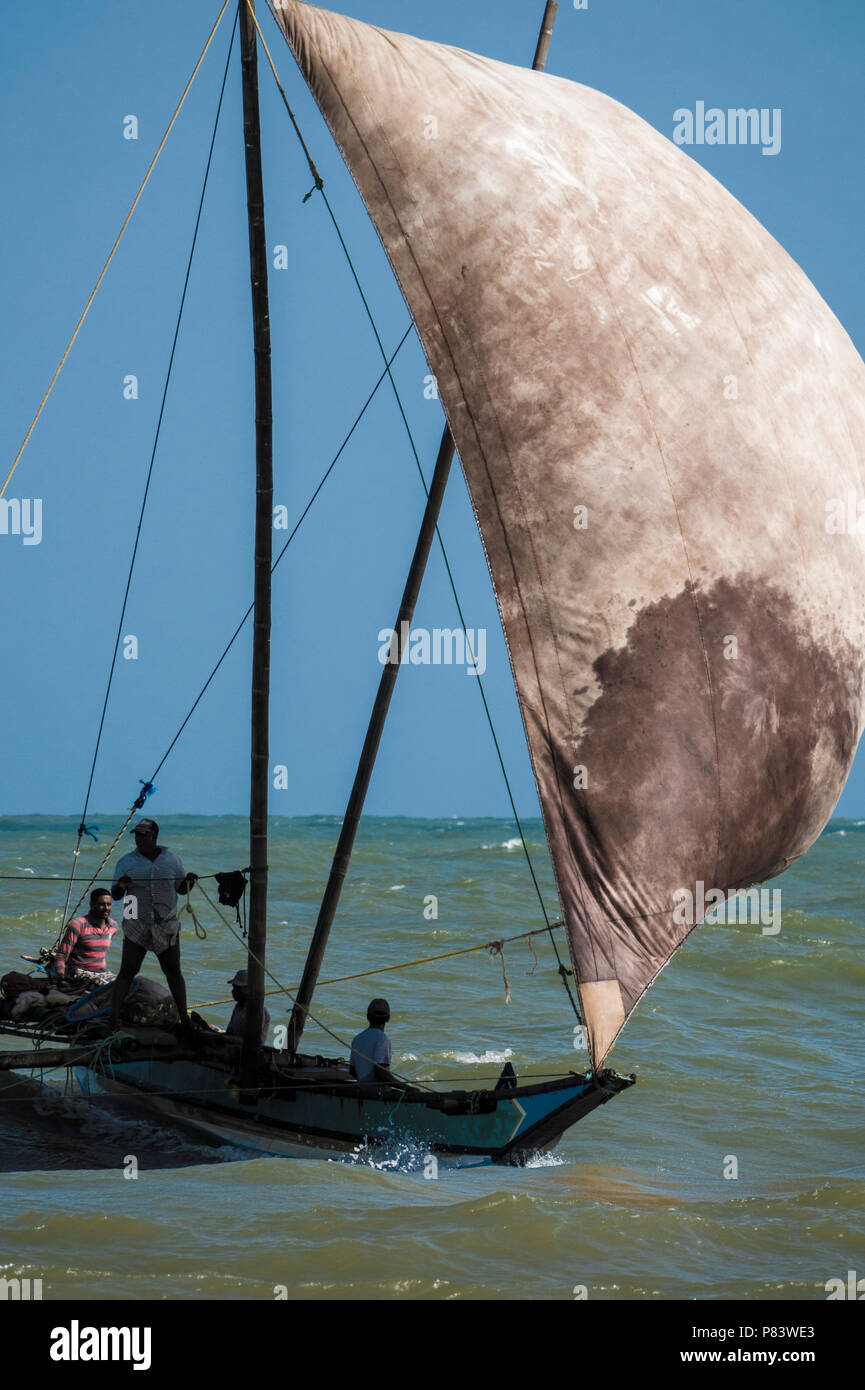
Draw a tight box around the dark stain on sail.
[548,575,863,990]
[273,0,865,1062]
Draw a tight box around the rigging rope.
[147,324,412,783]
[60,786,156,933]
[192,880,433,1091]
[252,0,580,1018]
[60,6,240,934]
[10,2,581,1039]
[48,18,411,931]
[1,0,232,503]
[189,918,567,1008]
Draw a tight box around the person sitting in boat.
[350,998,396,1083]
[107,818,197,1039]
[224,969,271,1045]
[53,887,118,989]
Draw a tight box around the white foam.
[440,1047,514,1064]
[335,1136,432,1172]
[522,1150,566,1168]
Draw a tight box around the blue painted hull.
[73,1053,634,1163]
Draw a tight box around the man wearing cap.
[225,969,271,1046]
[108,819,197,1037]
[350,998,396,1083]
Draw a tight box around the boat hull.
[72,1056,634,1165]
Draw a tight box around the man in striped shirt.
[54,888,118,987]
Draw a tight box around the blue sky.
[2,0,864,820]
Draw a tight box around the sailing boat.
[3,0,864,1164]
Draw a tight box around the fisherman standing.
[350,998,396,1082]
[53,888,118,988]
[108,819,197,1038]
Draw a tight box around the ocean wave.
[6,1081,251,1169]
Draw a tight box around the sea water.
[0,814,862,1300]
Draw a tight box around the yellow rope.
[1,0,231,501]
[190,921,565,1009]
[248,0,324,191]
[247,2,286,104]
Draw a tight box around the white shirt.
[114,847,186,927]
[350,1026,391,1081]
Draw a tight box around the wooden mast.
[286,0,560,1058]
[239,0,273,1091]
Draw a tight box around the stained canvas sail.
[274,0,865,1065]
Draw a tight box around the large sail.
[274,1,865,1066]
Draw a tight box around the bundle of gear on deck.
[0,967,179,1035]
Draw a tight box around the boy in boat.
[108,819,197,1039]
[53,887,118,989]
[225,969,271,1045]
[350,998,396,1083]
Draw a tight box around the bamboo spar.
[239,0,273,1091]
[286,0,560,1057]
[286,427,456,1054]
[532,1,559,73]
